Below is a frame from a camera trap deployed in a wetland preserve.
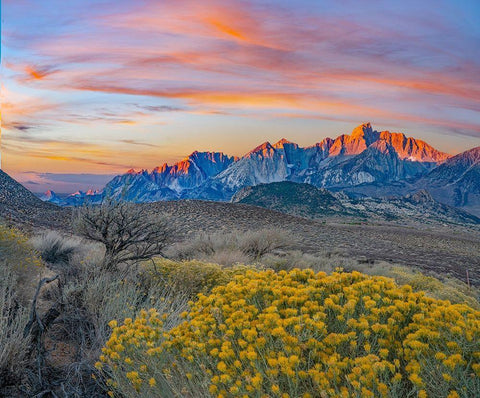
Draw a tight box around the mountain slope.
[0,170,67,227]
[232,181,480,226]
[342,189,480,225]
[232,181,347,218]
[417,147,480,216]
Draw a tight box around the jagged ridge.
[43,123,460,207]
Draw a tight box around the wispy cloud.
[118,139,160,148]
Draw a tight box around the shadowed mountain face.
[48,123,453,205]
[232,181,480,226]
[417,147,480,215]
[231,181,347,218]
[0,170,68,228]
[103,151,237,202]
[334,146,480,217]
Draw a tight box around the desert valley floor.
[150,201,480,285]
[12,198,478,286]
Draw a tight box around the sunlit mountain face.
[2,0,479,192]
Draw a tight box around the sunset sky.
[2,0,479,192]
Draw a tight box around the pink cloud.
[3,0,479,146]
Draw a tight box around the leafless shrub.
[74,200,172,270]
[238,229,290,259]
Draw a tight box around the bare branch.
[74,200,172,270]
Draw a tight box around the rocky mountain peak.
[378,131,450,162]
[246,142,275,157]
[329,123,380,156]
[351,122,373,138]
[273,138,297,149]
[153,163,169,173]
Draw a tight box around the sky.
[1,0,480,193]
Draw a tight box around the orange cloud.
[206,18,247,41]
[24,65,55,80]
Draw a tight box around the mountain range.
[41,123,480,217]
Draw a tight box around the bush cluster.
[99,269,480,398]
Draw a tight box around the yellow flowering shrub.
[100,269,480,398]
[0,224,42,269]
[373,266,480,309]
[0,224,42,302]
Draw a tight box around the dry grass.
[30,230,83,266]
[20,243,191,397]
[166,229,290,265]
[0,265,31,391]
